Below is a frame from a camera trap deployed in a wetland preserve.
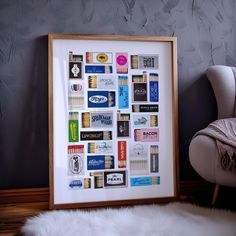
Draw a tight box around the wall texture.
[0,0,236,189]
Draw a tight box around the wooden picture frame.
[48,34,179,209]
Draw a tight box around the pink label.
[134,128,159,142]
[116,53,128,74]
[117,55,127,65]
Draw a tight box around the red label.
[118,141,127,168]
[68,145,84,153]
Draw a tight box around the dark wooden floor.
[1,184,235,235]
[0,198,195,235]
[0,202,49,235]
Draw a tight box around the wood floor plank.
[0,202,49,234]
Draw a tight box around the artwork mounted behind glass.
[48,34,179,209]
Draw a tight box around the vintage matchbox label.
[134,128,159,142]
[94,175,104,189]
[69,61,83,79]
[149,73,159,102]
[68,81,84,109]
[86,52,113,64]
[132,104,158,113]
[118,141,127,168]
[133,114,158,127]
[132,72,147,82]
[90,112,113,127]
[68,95,84,110]
[117,113,130,138]
[82,112,113,128]
[117,121,130,137]
[130,176,160,187]
[68,81,84,94]
[150,145,159,173]
[133,83,147,102]
[88,141,113,154]
[116,53,128,74]
[129,143,148,159]
[131,54,158,70]
[129,144,148,175]
[69,52,83,79]
[118,76,129,109]
[80,131,112,141]
[68,178,84,189]
[83,178,91,189]
[67,145,84,176]
[129,143,148,175]
[87,155,114,170]
[103,170,127,188]
[69,52,83,62]
[85,65,113,74]
[89,171,104,189]
[68,112,79,142]
[130,158,148,176]
[88,75,116,89]
[68,178,91,190]
[88,91,115,108]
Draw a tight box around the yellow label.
[96,53,108,63]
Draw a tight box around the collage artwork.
[67,50,160,193]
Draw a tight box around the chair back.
[206,65,236,119]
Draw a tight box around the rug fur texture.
[22,202,236,236]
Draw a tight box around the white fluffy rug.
[22,202,236,236]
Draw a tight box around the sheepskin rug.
[22,202,236,236]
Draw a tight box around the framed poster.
[48,34,179,209]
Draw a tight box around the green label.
[69,120,79,142]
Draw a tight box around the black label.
[80,131,112,141]
[117,121,130,137]
[69,62,82,79]
[133,83,147,102]
[132,105,159,113]
[104,171,127,188]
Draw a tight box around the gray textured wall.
[1,0,236,189]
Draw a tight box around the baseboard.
[0,180,212,205]
[0,187,49,204]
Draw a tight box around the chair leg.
[211,184,220,206]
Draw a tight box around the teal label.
[118,76,129,109]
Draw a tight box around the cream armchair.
[189,65,236,205]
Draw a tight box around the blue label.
[88,144,92,153]
[130,177,152,186]
[87,155,114,170]
[150,81,158,102]
[118,85,129,109]
[69,179,83,189]
[130,176,160,186]
[85,65,113,74]
[88,91,115,108]
[88,91,109,107]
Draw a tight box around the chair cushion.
[189,134,236,187]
